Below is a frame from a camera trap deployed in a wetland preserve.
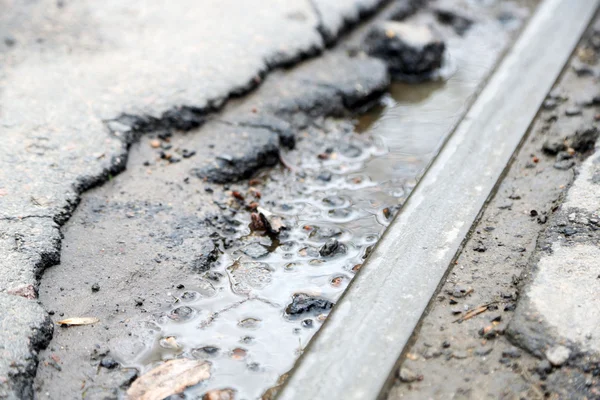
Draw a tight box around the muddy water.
[35,3,530,399]
[127,16,520,399]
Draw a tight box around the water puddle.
[35,3,532,399]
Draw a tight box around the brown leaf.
[57,317,99,326]
[203,388,235,400]
[127,359,211,400]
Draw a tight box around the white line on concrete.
[277,0,600,399]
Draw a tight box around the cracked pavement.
[0,0,393,397]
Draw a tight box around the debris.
[57,317,99,326]
[536,359,553,375]
[100,357,119,369]
[231,348,247,360]
[251,207,287,235]
[475,346,493,356]
[546,345,570,366]
[501,348,521,359]
[168,306,196,322]
[542,138,567,155]
[319,238,347,257]
[473,243,487,252]
[364,21,445,81]
[126,359,211,400]
[565,107,582,116]
[398,367,422,383]
[570,126,599,153]
[232,191,245,201]
[285,293,334,318]
[91,283,100,292]
[454,302,497,323]
[203,388,236,400]
[159,336,180,349]
[446,286,473,298]
[150,139,161,148]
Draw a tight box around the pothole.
[33,2,529,399]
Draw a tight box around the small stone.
[542,138,567,155]
[554,160,575,170]
[285,293,334,317]
[364,21,445,81]
[475,347,493,356]
[556,151,573,161]
[302,319,314,328]
[565,107,582,116]
[238,318,261,329]
[446,286,471,298]
[191,346,220,358]
[473,244,487,252]
[91,283,100,292]
[317,171,333,182]
[167,306,196,322]
[546,345,570,366]
[100,357,119,369]
[536,359,553,374]
[571,126,599,153]
[542,99,558,110]
[398,367,420,383]
[502,348,521,359]
[319,238,347,257]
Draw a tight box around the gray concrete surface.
[389,11,600,400]
[0,0,397,398]
[278,1,598,399]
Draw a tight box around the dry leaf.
[127,359,211,400]
[57,317,99,326]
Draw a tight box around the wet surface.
[34,2,528,399]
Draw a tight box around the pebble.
[553,160,575,170]
[542,138,567,155]
[100,357,119,369]
[91,283,100,292]
[167,306,196,322]
[319,238,346,257]
[501,347,521,358]
[398,367,419,383]
[475,346,493,356]
[536,359,553,374]
[285,293,334,317]
[546,345,570,366]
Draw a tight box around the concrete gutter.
[277,0,600,399]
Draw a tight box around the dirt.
[388,13,600,400]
